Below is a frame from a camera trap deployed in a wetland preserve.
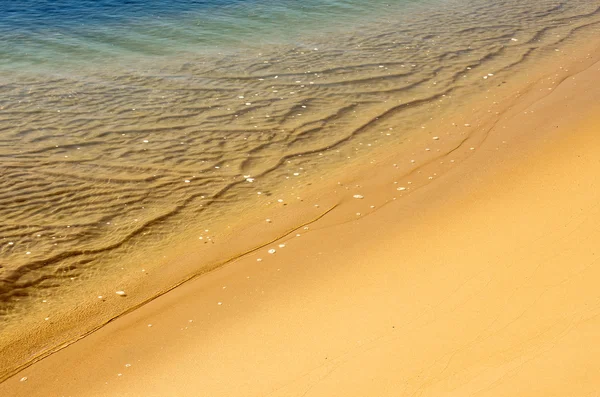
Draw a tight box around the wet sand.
[2,38,600,395]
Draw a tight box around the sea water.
[0,0,426,72]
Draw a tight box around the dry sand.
[3,50,600,396]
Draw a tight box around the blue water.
[0,0,420,72]
[1,0,240,26]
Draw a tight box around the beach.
[3,26,600,395]
[4,0,600,394]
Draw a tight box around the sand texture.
[4,33,600,397]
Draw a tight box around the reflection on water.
[1,0,600,378]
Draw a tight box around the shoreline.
[3,18,600,381]
[3,26,600,395]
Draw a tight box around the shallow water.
[0,0,426,72]
[2,0,600,370]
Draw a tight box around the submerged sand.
[2,33,600,395]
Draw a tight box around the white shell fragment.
[268,249,276,254]
[353,194,364,199]
[115,291,127,296]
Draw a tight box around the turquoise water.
[0,0,428,72]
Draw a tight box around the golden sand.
[2,30,600,396]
